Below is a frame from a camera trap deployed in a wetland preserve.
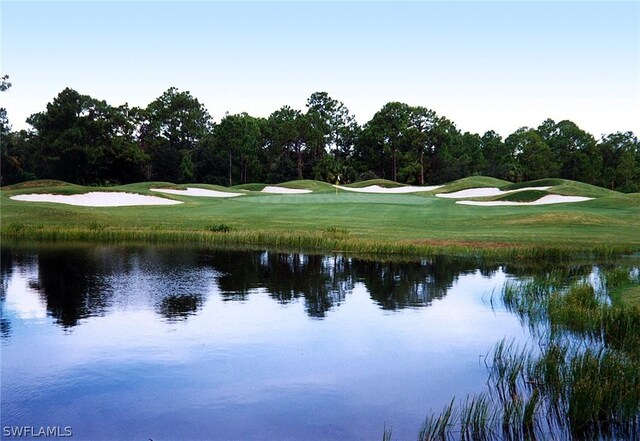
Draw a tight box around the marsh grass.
[418,399,457,441]
[414,270,640,440]
[205,223,233,233]
[2,224,635,261]
[382,423,393,441]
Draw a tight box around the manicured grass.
[489,190,549,202]
[277,179,336,191]
[549,180,620,198]
[432,176,511,194]
[343,178,405,188]
[503,178,565,189]
[231,183,266,191]
[2,179,638,257]
[147,182,249,193]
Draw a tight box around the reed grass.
[2,224,636,261]
[412,270,640,440]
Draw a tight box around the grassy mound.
[550,180,619,198]
[345,179,404,188]
[504,178,619,198]
[170,183,247,193]
[232,183,266,191]
[503,178,565,190]
[1,179,77,190]
[435,176,510,194]
[277,180,335,191]
[345,179,405,188]
[490,190,549,202]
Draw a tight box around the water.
[0,245,613,440]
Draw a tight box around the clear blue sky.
[2,1,639,138]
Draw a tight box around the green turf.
[277,180,336,191]
[1,179,638,256]
[489,190,549,202]
[503,178,565,190]
[231,183,266,191]
[549,180,619,198]
[432,176,511,194]
[344,179,405,188]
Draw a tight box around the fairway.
[2,178,639,256]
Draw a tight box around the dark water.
[0,245,620,440]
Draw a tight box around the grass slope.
[2,179,638,256]
[491,190,549,202]
[433,176,511,194]
[344,179,405,188]
[277,180,336,191]
[231,183,266,191]
[549,180,619,198]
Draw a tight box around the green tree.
[358,102,412,182]
[306,92,358,162]
[26,88,146,184]
[0,75,18,184]
[508,128,558,181]
[537,119,595,180]
[217,113,263,186]
[404,106,440,185]
[138,87,212,182]
[0,76,37,185]
[425,117,461,184]
[599,132,640,191]
[480,130,514,180]
[264,106,308,182]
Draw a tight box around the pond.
[0,245,628,440]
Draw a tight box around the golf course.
[2,176,638,258]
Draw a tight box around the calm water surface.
[0,245,614,440]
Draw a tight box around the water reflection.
[0,245,626,331]
[2,244,636,441]
[156,293,204,322]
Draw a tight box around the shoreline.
[2,225,637,260]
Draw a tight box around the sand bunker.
[334,185,442,194]
[261,186,312,194]
[436,186,551,199]
[10,192,183,207]
[150,187,243,198]
[457,195,593,206]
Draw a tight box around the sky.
[1,1,639,138]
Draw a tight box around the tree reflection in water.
[0,245,609,331]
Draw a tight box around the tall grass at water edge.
[1,223,635,261]
[415,269,640,440]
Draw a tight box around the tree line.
[1,79,639,192]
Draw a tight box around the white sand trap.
[10,192,183,207]
[457,195,593,206]
[261,186,312,194]
[150,187,243,197]
[334,184,442,193]
[436,186,551,199]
